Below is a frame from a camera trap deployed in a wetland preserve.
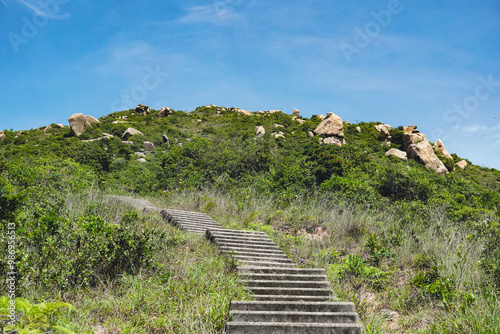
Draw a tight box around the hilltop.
[0,105,499,332]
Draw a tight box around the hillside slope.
[1,105,499,332]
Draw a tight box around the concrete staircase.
[161,209,364,334]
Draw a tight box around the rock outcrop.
[272,132,285,139]
[255,126,265,137]
[232,108,252,116]
[403,125,417,133]
[314,113,344,137]
[456,160,468,170]
[293,109,300,117]
[403,131,427,148]
[292,116,305,124]
[314,112,346,146]
[158,107,173,117]
[375,124,392,141]
[434,139,453,159]
[135,104,150,116]
[407,140,449,175]
[122,127,143,140]
[68,113,100,136]
[356,126,361,133]
[0,131,5,141]
[385,148,407,161]
[255,125,266,137]
[322,137,344,146]
[144,141,155,151]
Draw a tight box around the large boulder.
[403,125,418,133]
[272,131,285,139]
[68,113,100,136]
[385,148,407,161]
[135,104,150,116]
[255,126,265,137]
[375,124,392,140]
[322,136,345,146]
[403,132,426,148]
[456,160,468,170]
[158,107,173,117]
[0,132,5,141]
[407,140,449,175]
[314,112,344,137]
[293,109,300,117]
[144,141,155,151]
[122,127,143,140]
[292,116,305,124]
[232,108,252,116]
[434,139,453,159]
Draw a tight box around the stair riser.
[240,261,297,268]
[225,251,289,259]
[225,323,363,334]
[230,313,359,324]
[212,230,268,236]
[248,288,331,297]
[233,256,293,263]
[238,268,325,275]
[220,246,285,254]
[243,282,330,289]
[230,302,355,313]
[217,242,281,250]
[252,295,332,302]
[241,274,327,282]
[213,237,275,245]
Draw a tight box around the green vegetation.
[1,105,499,332]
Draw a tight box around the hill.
[1,105,499,333]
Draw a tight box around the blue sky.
[1,0,500,169]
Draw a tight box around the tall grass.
[148,188,498,333]
[10,191,250,333]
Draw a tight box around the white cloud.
[178,0,256,24]
[179,3,235,24]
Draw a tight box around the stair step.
[217,241,281,250]
[212,236,275,244]
[240,273,327,282]
[223,250,289,259]
[239,260,297,268]
[213,229,267,236]
[220,246,285,255]
[251,295,332,302]
[225,322,364,334]
[233,255,293,264]
[210,231,270,238]
[242,280,330,289]
[178,223,223,230]
[238,267,325,275]
[230,301,355,313]
[229,311,359,324]
[248,287,331,297]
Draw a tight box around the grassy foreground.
[1,190,250,333]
